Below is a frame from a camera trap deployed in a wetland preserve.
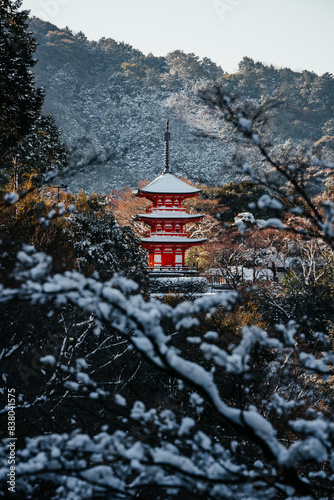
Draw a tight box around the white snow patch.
[40,355,56,367]
[4,192,19,204]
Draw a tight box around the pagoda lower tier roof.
[136,211,204,220]
[136,173,201,195]
[141,236,207,245]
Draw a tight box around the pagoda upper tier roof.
[141,236,207,244]
[137,173,201,195]
[136,211,204,220]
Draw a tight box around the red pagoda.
[135,121,207,270]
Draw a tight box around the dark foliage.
[0,1,43,166]
[0,2,68,188]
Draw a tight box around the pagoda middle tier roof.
[136,211,204,220]
[141,236,207,244]
[137,173,201,195]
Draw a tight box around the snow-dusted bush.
[150,276,209,294]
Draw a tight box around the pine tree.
[0,0,43,167]
[64,191,148,285]
[15,114,69,185]
[0,0,68,188]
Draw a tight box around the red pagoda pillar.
[134,121,206,269]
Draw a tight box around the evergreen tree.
[0,0,68,188]
[65,192,148,284]
[0,0,43,167]
[15,114,69,186]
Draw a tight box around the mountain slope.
[29,18,334,193]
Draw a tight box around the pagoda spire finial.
[163,120,171,174]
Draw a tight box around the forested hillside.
[29,17,334,192]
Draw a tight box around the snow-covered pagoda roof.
[135,211,204,220]
[141,236,207,244]
[136,173,201,195]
